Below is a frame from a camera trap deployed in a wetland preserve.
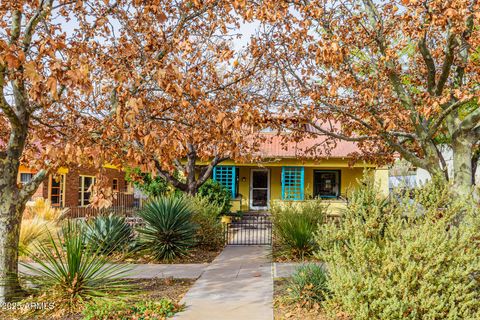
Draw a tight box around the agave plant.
[84,214,134,255]
[22,221,132,304]
[137,196,197,261]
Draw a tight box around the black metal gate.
[224,213,272,245]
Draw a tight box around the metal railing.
[59,191,141,219]
[63,206,141,219]
[224,213,272,245]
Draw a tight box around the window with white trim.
[112,178,119,191]
[79,175,95,206]
[20,173,33,184]
[50,175,65,207]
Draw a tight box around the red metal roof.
[255,133,360,159]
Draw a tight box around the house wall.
[18,165,131,208]
[230,161,384,212]
[63,167,129,207]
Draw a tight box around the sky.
[58,8,261,53]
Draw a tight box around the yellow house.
[210,133,389,214]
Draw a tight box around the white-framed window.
[20,173,34,184]
[79,175,95,206]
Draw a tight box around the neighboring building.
[389,158,417,191]
[18,164,135,217]
[210,133,389,214]
[389,146,480,189]
[416,147,480,186]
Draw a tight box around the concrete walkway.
[21,260,312,280]
[19,262,207,279]
[175,246,273,320]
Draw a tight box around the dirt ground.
[274,278,329,320]
[0,278,195,320]
[120,247,222,264]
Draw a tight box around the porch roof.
[254,133,360,159]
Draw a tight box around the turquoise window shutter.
[281,167,304,200]
[212,166,236,197]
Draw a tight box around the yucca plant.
[137,196,197,261]
[84,214,134,255]
[22,221,132,307]
[275,212,319,258]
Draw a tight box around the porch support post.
[373,168,390,196]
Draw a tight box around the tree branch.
[362,0,414,111]
[428,99,470,137]
[22,0,53,52]
[197,155,229,187]
[435,33,456,95]
[19,169,47,201]
[459,107,480,131]
[9,10,22,45]
[154,159,188,191]
[309,122,372,142]
[418,35,436,94]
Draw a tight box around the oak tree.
[0,0,113,301]
[250,0,480,196]
[93,1,269,195]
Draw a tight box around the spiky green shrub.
[197,179,232,215]
[271,200,325,259]
[22,221,131,306]
[189,196,224,250]
[316,177,480,320]
[137,196,197,260]
[287,263,329,308]
[84,214,134,255]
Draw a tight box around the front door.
[250,169,270,210]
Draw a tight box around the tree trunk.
[0,187,26,303]
[186,184,197,196]
[471,149,479,185]
[452,133,475,197]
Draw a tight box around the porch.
[212,160,389,213]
